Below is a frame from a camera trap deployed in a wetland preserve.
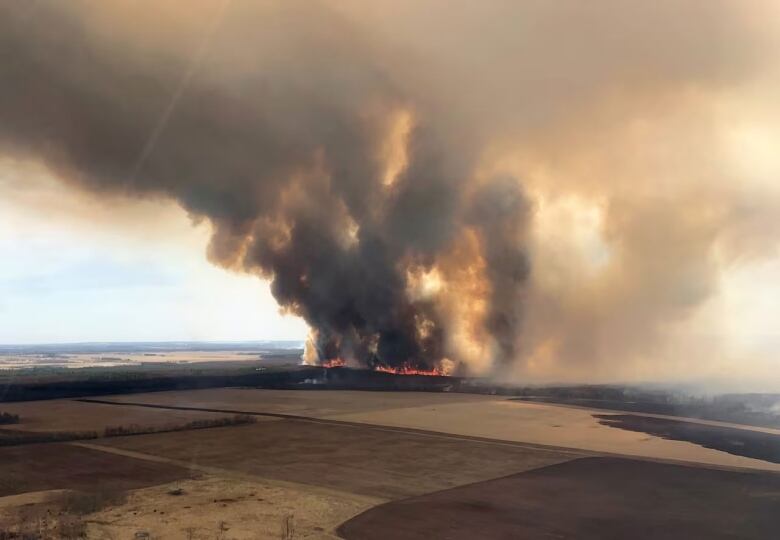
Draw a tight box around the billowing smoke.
[1,1,779,382]
[0,0,527,373]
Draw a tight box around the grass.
[103,414,256,437]
[0,429,98,447]
[0,488,128,539]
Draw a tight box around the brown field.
[97,419,577,499]
[100,387,495,417]
[1,388,779,539]
[83,474,374,540]
[339,457,780,540]
[97,388,780,471]
[0,398,238,432]
[0,443,191,497]
[0,440,373,539]
[327,397,780,471]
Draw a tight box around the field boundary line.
[74,398,588,456]
[69,441,385,505]
[73,398,780,474]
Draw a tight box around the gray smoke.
[2,1,778,383]
[0,0,527,372]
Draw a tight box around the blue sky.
[0,163,307,344]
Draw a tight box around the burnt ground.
[509,394,780,430]
[338,457,780,540]
[0,443,192,497]
[595,414,780,464]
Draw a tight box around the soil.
[0,443,191,497]
[339,457,780,540]
[0,398,230,432]
[99,388,494,417]
[97,419,576,499]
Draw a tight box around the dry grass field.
[326,397,780,471]
[97,388,780,471]
[0,442,372,539]
[0,398,233,433]
[1,388,778,539]
[339,457,780,540]
[97,420,577,499]
[0,443,191,497]
[100,387,495,417]
[84,475,374,540]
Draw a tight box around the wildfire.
[321,358,346,368]
[319,357,452,376]
[373,363,448,376]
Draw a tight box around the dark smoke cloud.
[0,0,523,372]
[467,178,530,365]
[2,1,779,382]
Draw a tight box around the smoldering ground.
[1,1,779,383]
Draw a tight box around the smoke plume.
[1,1,779,381]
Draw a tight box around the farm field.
[0,348,303,370]
[83,474,374,540]
[0,398,241,433]
[1,388,778,538]
[325,396,780,471]
[0,441,371,539]
[97,388,780,471]
[0,443,191,497]
[99,387,495,417]
[96,419,577,499]
[339,457,780,540]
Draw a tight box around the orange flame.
[321,358,346,368]
[373,363,448,376]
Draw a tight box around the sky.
[0,160,307,343]
[0,1,778,388]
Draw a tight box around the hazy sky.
[0,161,307,343]
[0,1,778,388]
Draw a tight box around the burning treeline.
[2,1,779,382]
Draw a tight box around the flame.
[374,362,449,376]
[301,330,320,365]
[321,357,346,368]
[434,228,494,372]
